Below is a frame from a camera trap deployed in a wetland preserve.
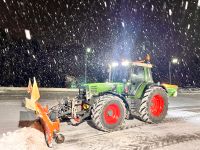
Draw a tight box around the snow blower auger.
[19,78,65,147]
[48,54,178,132]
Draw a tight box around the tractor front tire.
[91,95,126,132]
[139,87,168,123]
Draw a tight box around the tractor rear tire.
[91,95,126,132]
[139,87,168,123]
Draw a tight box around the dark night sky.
[0,0,200,87]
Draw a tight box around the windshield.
[129,66,145,83]
[111,66,130,82]
[111,66,144,83]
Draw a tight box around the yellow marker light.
[83,103,90,110]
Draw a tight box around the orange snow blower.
[19,78,64,147]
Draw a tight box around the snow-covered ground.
[54,108,200,150]
[0,128,47,150]
[2,113,200,150]
[179,88,200,93]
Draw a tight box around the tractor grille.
[90,86,98,94]
[90,86,97,93]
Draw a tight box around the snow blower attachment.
[19,78,65,147]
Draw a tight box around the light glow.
[111,62,119,67]
[121,60,130,66]
[86,48,91,53]
[172,58,178,64]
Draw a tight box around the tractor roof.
[132,61,153,68]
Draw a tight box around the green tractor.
[49,57,178,131]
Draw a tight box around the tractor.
[49,56,178,132]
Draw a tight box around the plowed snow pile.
[0,127,48,150]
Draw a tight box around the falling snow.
[4,28,8,33]
[198,0,200,7]
[151,5,154,12]
[187,24,190,30]
[0,0,200,87]
[121,22,125,28]
[169,9,172,16]
[185,1,188,10]
[104,1,107,8]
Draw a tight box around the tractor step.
[127,98,140,110]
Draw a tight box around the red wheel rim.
[150,95,164,117]
[104,103,121,125]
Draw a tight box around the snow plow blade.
[19,110,37,127]
[24,77,40,111]
[35,102,63,147]
[19,78,65,147]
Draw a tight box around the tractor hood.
[84,82,124,97]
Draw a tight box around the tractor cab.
[109,60,153,96]
[127,62,153,96]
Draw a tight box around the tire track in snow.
[62,113,200,149]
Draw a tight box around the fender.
[134,82,168,99]
[99,91,130,110]
[147,83,168,92]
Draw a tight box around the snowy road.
[55,94,200,150]
[1,91,200,149]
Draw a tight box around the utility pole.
[169,62,172,84]
[169,58,178,84]
[85,48,91,83]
